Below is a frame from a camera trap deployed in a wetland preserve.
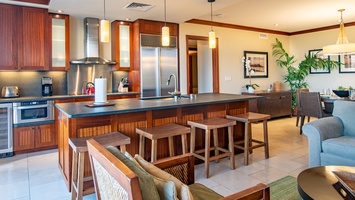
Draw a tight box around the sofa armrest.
[302,116,344,167]
[152,153,195,185]
[220,183,270,200]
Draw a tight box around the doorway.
[186,35,219,94]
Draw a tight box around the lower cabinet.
[14,123,56,152]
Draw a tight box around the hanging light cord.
[103,0,106,19]
[339,9,345,43]
[164,0,167,26]
[210,1,213,31]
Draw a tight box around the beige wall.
[70,16,355,94]
[290,27,355,92]
[179,23,290,94]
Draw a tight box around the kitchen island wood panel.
[55,93,257,190]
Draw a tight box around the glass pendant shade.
[100,19,110,43]
[323,9,355,55]
[209,30,216,48]
[162,26,170,46]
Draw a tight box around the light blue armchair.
[302,100,355,167]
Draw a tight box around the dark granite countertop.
[55,93,260,118]
[0,92,140,103]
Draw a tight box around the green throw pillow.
[106,146,160,200]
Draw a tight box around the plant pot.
[248,87,254,93]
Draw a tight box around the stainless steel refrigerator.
[140,34,178,98]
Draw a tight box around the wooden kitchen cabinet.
[111,21,133,70]
[14,123,56,153]
[0,4,18,70]
[49,13,70,71]
[18,6,49,70]
[0,4,49,70]
[136,19,179,36]
[242,91,292,118]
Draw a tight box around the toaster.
[1,86,19,98]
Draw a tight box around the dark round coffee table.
[297,166,355,200]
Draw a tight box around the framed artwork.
[243,51,268,78]
[309,49,331,74]
[339,54,355,73]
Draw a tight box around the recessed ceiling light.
[57,10,63,13]
[274,23,279,26]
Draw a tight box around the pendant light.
[162,0,170,46]
[208,0,216,49]
[323,9,355,55]
[100,0,110,43]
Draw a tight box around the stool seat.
[136,123,190,162]
[227,112,270,165]
[69,132,131,153]
[188,117,236,178]
[187,117,236,130]
[69,132,130,200]
[228,112,271,123]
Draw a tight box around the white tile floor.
[0,117,309,200]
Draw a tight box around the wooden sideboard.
[242,91,292,118]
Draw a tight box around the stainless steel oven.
[13,100,54,124]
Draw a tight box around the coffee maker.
[42,77,53,96]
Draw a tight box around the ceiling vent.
[123,2,154,12]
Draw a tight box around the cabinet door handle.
[280,96,286,99]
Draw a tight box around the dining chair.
[299,92,331,134]
[296,88,310,126]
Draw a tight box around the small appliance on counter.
[1,86,19,98]
[118,77,129,93]
[42,77,53,96]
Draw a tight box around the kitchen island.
[55,93,258,190]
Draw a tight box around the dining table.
[321,95,354,114]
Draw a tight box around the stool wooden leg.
[139,135,145,158]
[244,122,249,165]
[248,123,253,154]
[77,152,85,200]
[204,129,211,178]
[213,128,219,163]
[168,136,175,157]
[151,139,157,162]
[120,145,126,153]
[263,120,270,159]
[181,134,188,154]
[71,151,78,200]
[190,127,196,154]
[228,125,235,170]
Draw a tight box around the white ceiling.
[2,0,355,33]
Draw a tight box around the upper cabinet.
[18,6,49,70]
[0,4,70,71]
[0,4,18,70]
[49,13,70,71]
[137,19,179,36]
[0,4,49,70]
[111,21,133,70]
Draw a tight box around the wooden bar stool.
[187,117,236,178]
[136,123,190,162]
[226,112,270,165]
[69,132,130,200]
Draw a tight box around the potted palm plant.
[272,38,339,110]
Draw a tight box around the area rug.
[268,176,302,200]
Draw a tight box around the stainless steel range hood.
[70,17,116,65]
